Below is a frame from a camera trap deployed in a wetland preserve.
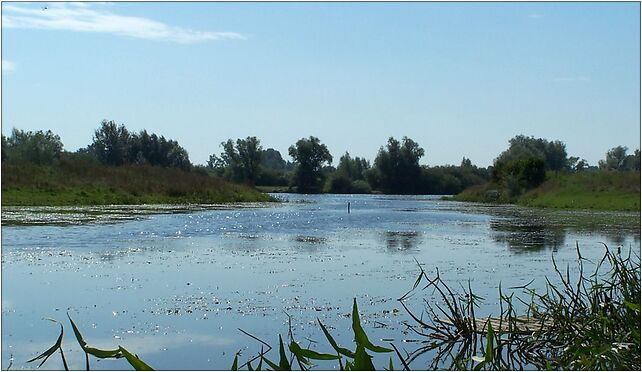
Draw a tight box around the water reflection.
[490,217,566,252]
[384,231,422,252]
[485,207,640,252]
[2,195,640,370]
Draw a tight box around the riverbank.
[1,161,274,206]
[453,171,640,211]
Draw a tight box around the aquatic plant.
[233,298,395,371]
[398,244,641,370]
[26,314,153,371]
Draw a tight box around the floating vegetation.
[385,231,421,251]
[233,299,395,371]
[294,236,327,244]
[1,203,277,226]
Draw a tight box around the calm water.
[1,194,640,370]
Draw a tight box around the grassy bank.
[453,171,640,211]
[255,185,293,193]
[1,160,274,206]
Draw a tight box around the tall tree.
[545,140,568,172]
[627,149,641,171]
[261,148,288,170]
[3,128,64,164]
[329,152,372,193]
[497,135,568,173]
[372,136,424,194]
[288,136,333,193]
[336,152,370,181]
[91,120,131,166]
[599,146,631,171]
[89,121,191,169]
[236,137,263,184]
[208,137,263,184]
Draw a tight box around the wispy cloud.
[2,3,245,44]
[2,59,16,73]
[528,13,543,19]
[553,76,591,82]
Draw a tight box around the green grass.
[520,189,639,211]
[519,171,640,211]
[453,171,640,211]
[1,161,275,206]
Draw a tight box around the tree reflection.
[490,217,566,252]
[384,231,421,251]
[488,207,640,253]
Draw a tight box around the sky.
[1,1,640,167]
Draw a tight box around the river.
[1,194,639,370]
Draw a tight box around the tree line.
[206,134,491,194]
[2,120,639,195]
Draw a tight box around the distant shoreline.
[451,171,640,212]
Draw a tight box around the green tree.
[255,148,293,186]
[493,156,546,195]
[497,135,568,173]
[1,134,8,162]
[329,152,372,193]
[492,135,571,187]
[288,136,333,193]
[371,136,424,194]
[261,148,294,171]
[626,149,641,171]
[3,128,64,164]
[208,137,263,184]
[599,146,629,170]
[236,137,263,184]
[491,135,564,196]
[461,157,473,169]
[90,120,131,166]
[336,152,370,181]
[130,131,191,170]
[545,140,568,172]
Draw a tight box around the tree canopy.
[599,146,640,171]
[1,128,64,165]
[370,136,425,194]
[288,136,333,193]
[328,152,372,193]
[208,137,263,184]
[89,120,191,170]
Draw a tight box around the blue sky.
[1,1,640,167]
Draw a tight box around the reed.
[398,244,641,370]
[27,314,153,371]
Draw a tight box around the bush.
[350,180,372,194]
